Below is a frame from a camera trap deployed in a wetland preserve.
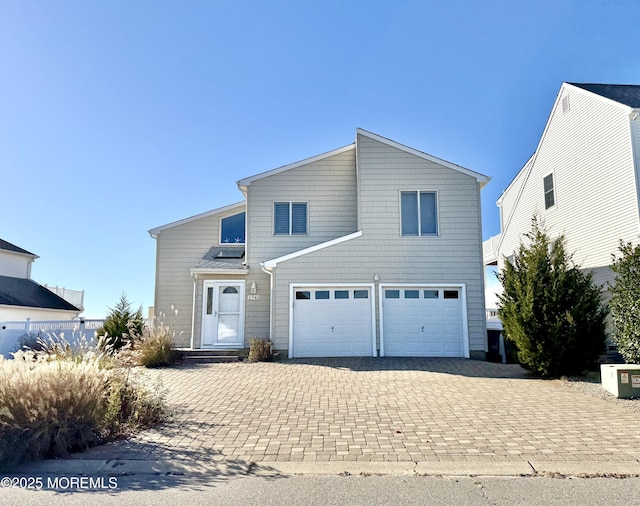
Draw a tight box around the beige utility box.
[601,364,640,399]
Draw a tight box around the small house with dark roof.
[484,82,640,295]
[0,239,81,322]
[149,129,490,359]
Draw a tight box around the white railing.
[482,233,502,266]
[0,318,104,357]
[486,308,499,319]
[42,284,85,310]
[486,308,503,331]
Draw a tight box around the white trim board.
[356,129,490,187]
[149,201,246,237]
[262,231,362,269]
[237,144,356,188]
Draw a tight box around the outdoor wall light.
[250,281,257,294]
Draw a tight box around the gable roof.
[0,275,80,311]
[0,239,37,258]
[356,129,490,186]
[236,144,356,188]
[148,201,245,237]
[237,129,490,189]
[568,83,640,108]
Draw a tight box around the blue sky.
[2,1,639,318]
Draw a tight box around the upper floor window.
[543,174,555,209]
[400,191,438,236]
[274,202,308,235]
[220,212,246,244]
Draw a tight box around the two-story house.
[149,129,490,359]
[484,83,640,296]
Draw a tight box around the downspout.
[190,273,197,350]
[261,263,274,340]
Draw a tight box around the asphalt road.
[2,474,640,505]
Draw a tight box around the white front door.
[201,281,245,348]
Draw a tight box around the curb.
[12,458,640,479]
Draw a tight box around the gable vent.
[562,94,570,114]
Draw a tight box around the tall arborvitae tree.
[497,217,607,378]
[610,241,640,364]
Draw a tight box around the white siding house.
[485,83,640,296]
[150,129,490,359]
[0,239,82,353]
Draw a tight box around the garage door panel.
[382,286,464,357]
[292,287,373,358]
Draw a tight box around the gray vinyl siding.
[246,149,358,267]
[270,135,486,353]
[498,85,640,290]
[153,206,247,348]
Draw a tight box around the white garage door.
[382,286,465,357]
[292,286,374,358]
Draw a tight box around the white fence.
[0,319,105,357]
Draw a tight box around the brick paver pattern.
[110,358,640,464]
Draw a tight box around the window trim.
[219,211,246,245]
[543,173,555,210]
[273,201,309,236]
[399,190,439,237]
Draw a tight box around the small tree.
[497,217,607,378]
[610,241,640,364]
[96,294,144,350]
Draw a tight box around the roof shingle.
[569,83,640,108]
[0,275,80,311]
[0,239,36,257]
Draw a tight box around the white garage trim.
[378,283,469,358]
[289,283,377,358]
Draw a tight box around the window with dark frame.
[543,174,555,209]
[401,191,438,236]
[220,212,246,244]
[274,202,308,235]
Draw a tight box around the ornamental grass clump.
[0,338,168,469]
[123,318,181,368]
[0,352,109,468]
[248,337,273,362]
[102,369,167,437]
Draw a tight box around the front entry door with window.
[201,281,245,347]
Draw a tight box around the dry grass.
[0,337,168,469]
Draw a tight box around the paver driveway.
[105,358,640,464]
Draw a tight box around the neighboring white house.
[484,83,640,294]
[0,239,82,322]
[150,129,490,359]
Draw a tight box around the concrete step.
[183,355,242,364]
[178,348,248,364]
